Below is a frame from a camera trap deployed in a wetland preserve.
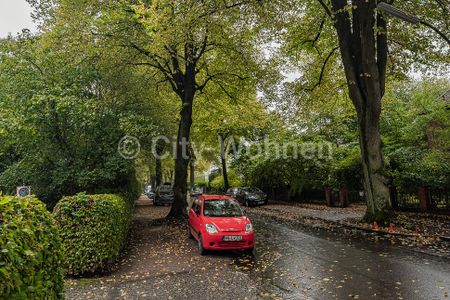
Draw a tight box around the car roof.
[197,195,233,201]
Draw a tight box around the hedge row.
[53,193,133,276]
[0,196,64,299]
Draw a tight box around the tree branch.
[127,43,173,76]
[316,0,333,19]
[304,46,338,92]
[196,70,249,92]
[419,20,450,45]
[130,62,179,93]
[194,34,209,64]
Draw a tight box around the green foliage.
[330,147,363,190]
[233,136,333,194]
[53,193,133,276]
[0,196,64,299]
[210,170,242,191]
[390,148,449,189]
[383,78,450,189]
[0,28,172,208]
[194,179,208,189]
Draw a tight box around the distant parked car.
[225,187,239,198]
[188,195,255,255]
[190,188,203,198]
[144,185,155,200]
[235,187,267,207]
[154,182,174,206]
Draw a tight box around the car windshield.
[203,200,244,217]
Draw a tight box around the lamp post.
[377,2,450,45]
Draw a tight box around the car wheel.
[198,235,206,255]
[188,226,193,239]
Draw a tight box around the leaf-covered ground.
[65,196,259,299]
[65,197,450,299]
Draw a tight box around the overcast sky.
[0,0,37,38]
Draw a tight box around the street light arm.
[377,2,421,24]
[378,2,450,45]
[419,20,450,45]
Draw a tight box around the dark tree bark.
[221,156,229,192]
[328,0,392,222]
[155,159,162,187]
[219,134,230,192]
[190,159,195,192]
[169,81,195,218]
[166,45,199,218]
[155,139,165,188]
[189,144,196,192]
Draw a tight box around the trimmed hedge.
[0,196,64,299]
[53,193,133,276]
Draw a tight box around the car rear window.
[159,186,172,193]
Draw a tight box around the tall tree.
[279,0,449,221]
[193,93,269,191]
[127,0,259,217]
[31,0,260,217]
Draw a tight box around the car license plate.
[223,236,243,241]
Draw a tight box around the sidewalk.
[65,195,257,300]
[252,203,366,222]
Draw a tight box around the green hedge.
[53,193,132,276]
[0,196,64,299]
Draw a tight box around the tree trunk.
[330,0,392,222]
[190,159,195,192]
[155,139,164,188]
[155,158,162,187]
[169,83,194,218]
[221,156,229,192]
[325,188,332,207]
[219,134,230,192]
[358,108,392,222]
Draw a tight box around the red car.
[188,195,255,255]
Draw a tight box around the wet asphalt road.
[244,214,450,300]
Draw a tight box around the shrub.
[53,193,133,276]
[0,196,64,299]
